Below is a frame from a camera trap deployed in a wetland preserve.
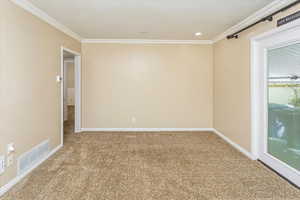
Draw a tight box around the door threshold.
[258,160,300,190]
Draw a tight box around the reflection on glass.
[268,43,300,171]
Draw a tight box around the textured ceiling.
[28,0,275,40]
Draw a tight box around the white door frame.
[60,47,82,145]
[251,19,300,187]
[63,59,69,121]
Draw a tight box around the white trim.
[62,47,81,56]
[10,0,81,41]
[213,129,257,160]
[60,47,65,144]
[64,59,74,63]
[0,144,63,197]
[9,0,296,44]
[74,55,82,133]
[251,19,300,187]
[10,0,297,44]
[81,39,213,45]
[251,17,300,159]
[212,0,297,43]
[61,47,82,135]
[81,128,214,132]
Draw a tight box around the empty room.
[1,0,300,199]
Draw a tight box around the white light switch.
[7,143,15,154]
[0,156,5,175]
[56,75,62,83]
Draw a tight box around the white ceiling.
[28,0,275,40]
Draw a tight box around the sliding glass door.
[267,43,300,172]
[252,20,300,188]
[260,41,300,187]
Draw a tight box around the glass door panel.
[267,43,300,171]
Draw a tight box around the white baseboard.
[0,143,63,197]
[213,129,256,160]
[81,128,214,132]
[74,128,82,133]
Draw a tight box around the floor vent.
[18,140,50,175]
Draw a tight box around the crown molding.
[81,39,213,45]
[212,0,297,43]
[10,0,82,42]
[10,0,294,45]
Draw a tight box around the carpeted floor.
[1,107,300,200]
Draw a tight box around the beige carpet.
[1,109,300,199]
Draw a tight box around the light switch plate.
[7,143,15,154]
[0,156,5,175]
[56,75,62,82]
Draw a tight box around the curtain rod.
[269,75,300,80]
[227,0,300,39]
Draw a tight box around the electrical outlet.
[7,154,14,167]
[0,156,5,175]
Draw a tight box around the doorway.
[60,47,81,145]
[252,20,300,187]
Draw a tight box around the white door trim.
[60,47,82,145]
[251,18,300,187]
[74,53,82,133]
[63,60,68,121]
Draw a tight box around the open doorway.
[63,52,75,137]
[61,47,81,145]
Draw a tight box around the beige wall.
[66,62,75,88]
[213,5,300,152]
[2,0,299,191]
[0,0,81,187]
[82,43,213,129]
